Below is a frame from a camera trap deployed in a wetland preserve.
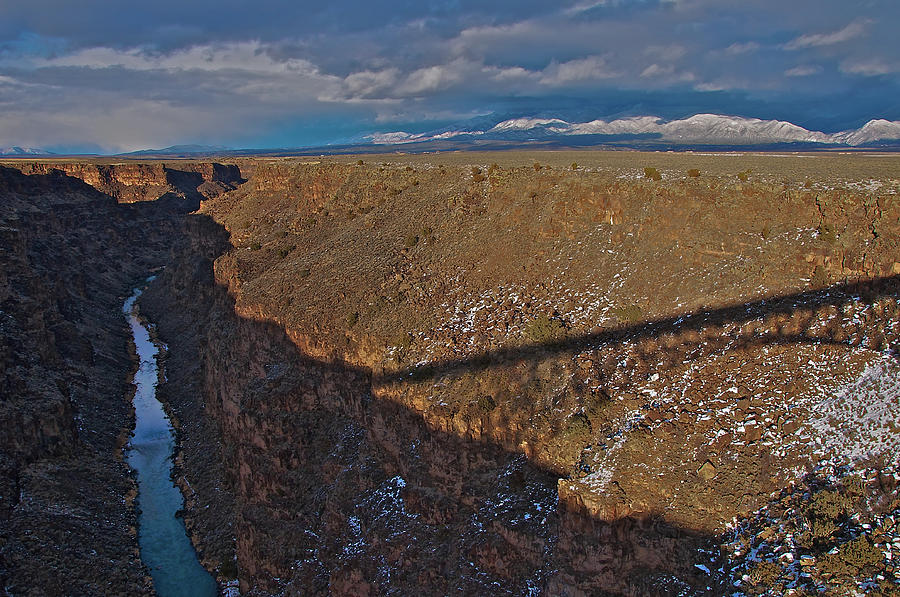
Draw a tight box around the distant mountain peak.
[119,144,231,156]
[0,146,54,156]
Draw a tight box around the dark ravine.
[0,163,240,594]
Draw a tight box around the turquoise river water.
[123,285,217,597]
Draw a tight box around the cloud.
[2,1,899,150]
[724,42,759,55]
[785,65,822,77]
[641,63,673,78]
[28,41,323,76]
[840,59,896,76]
[785,20,869,50]
[540,56,618,85]
[396,60,468,95]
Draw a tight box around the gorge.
[1,153,899,595]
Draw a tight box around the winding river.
[124,284,218,597]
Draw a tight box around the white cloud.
[30,41,321,75]
[640,63,674,78]
[396,59,468,96]
[785,19,869,50]
[340,68,400,99]
[644,44,687,61]
[540,55,617,85]
[785,65,822,77]
[840,59,896,76]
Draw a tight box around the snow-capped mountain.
[831,119,900,146]
[368,114,900,148]
[0,146,54,156]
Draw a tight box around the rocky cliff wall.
[0,166,186,593]
[8,161,243,206]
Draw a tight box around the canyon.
[1,152,899,596]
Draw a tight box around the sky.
[0,0,898,153]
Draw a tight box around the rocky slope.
[0,163,235,594]
[137,151,900,595]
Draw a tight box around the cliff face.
[0,166,189,593]
[8,161,243,207]
[141,215,713,595]
[142,152,900,595]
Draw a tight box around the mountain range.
[367,114,900,148]
[4,115,900,157]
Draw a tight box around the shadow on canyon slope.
[378,274,899,387]
[141,198,899,596]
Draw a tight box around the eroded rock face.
[9,161,243,207]
[0,166,189,593]
[142,228,714,595]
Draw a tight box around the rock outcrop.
[8,161,243,208]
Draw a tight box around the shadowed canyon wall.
[0,163,239,594]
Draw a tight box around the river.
[123,283,218,597]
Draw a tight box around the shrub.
[533,162,542,171]
[476,394,496,412]
[611,304,643,323]
[249,241,261,251]
[524,314,566,343]
[564,412,591,436]
[278,245,295,258]
[687,168,700,177]
[356,159,364,165]
[345,311,359,328]
[488,163,500,175]
[571,162,578,170]
[471,166,482,176]
[803,489,850,539]
[404,234,419,248]
[820,536,882,578]
[643,167,661,181]
[811,265,829,287]
[817,222,837,245]
[737,169,752,182]
[298,268,311,278]
[219,559,239,580]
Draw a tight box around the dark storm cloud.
[0,0,897,151]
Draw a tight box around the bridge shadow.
[138,202,900,596]
[377,275,899,387]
